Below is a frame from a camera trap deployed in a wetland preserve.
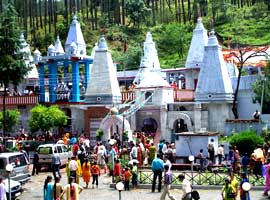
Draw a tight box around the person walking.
[60,176,83,200]
[160,165,176,200]
[0,177,7,200]
[230,172,239,199]
[178,174,192,200]
[43,175,53,200]
[32,150,39,176]
[52,153,61,180]
[52,176,63,200]
[240,173,250,200]
[207,139,215,164]
[69,157,78,183]
[131,162,138,189]
[124,167,132,191]
[263,158,270,196]
[221,178,235,200]
[217,145,224,165]
[81,158,91,189]
[151,154,164,192]
[66,157,71,180]
[91,161,100,188]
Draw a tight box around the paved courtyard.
[17,167,269,200]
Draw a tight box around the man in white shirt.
[217,144,224,164]
[178,174,192,200]
[130,143,138,160]
[69,156,78,182]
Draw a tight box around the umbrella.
[128,159,139,165]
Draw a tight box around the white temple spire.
[185,17,208,68]
[65,15,86,56]
[195,30,234,102]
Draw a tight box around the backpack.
[208,143,214,152]
[191,190,200,200]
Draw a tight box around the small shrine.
[34,16,93,103]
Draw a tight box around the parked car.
[37,143,72,168]
[3,178,22,200]
[0,152,31,184]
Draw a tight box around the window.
[9,155,27,168]
[57,146,62,153]
[38,147,52,154]
[145,91,153,102]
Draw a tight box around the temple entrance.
[174,119,188,133]
[99,115,132,141]
[141,118,158,138]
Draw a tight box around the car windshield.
[38,147,52,154]
[9,155,27,168]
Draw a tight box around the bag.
[191,190,200,200]
[228,192,235,198]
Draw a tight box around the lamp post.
[6,164,13,200]
[242,182,251,200]
[115,181,124,200]
[188,155,195,185]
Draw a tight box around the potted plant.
[96,129,104,141]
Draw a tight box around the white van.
[37,144,72,168]
[0,152,31,184]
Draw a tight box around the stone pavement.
[18,167,268,200]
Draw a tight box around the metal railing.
[138,169,265,186]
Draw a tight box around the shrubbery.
[228,129,263,156]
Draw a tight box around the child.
[124,167,132,191]
[113,159,121,182]
[66,157,71,180]
[131,162,138,189]
[91,161,100,188]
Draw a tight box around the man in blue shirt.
[151,154,164,192]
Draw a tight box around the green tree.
[252,64,270,113]
[29,104,68,133]
[125,0,150,27]
[0,3,30,136]
[0,109,20,133]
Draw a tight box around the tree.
[0,3,30,136]
[252,64,270,114]
[230,46,268,119]
[29,104,68,134]
[0,109,20,133]
[125,0,150,27]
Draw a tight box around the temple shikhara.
[1,16,270,149]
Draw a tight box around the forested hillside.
[4,0,270,70]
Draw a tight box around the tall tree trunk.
[64,0,68,27]
[54,0,57,36]
[90,0,94,29]
[39,0,43,29]
[86,0,89,19]
[3,85,7,137]
[121,0,125,25]
[151,0,156,25]
[45,0,47,35]
[187,0,191,22]
[35,0,39,30]
[181,0,186,24]
[94,0,98,29]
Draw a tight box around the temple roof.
[185,18,208,68]
[54,35,65,55]
[137,67,170,88]
[84,36,121,105]
[18,33,38,79]
[134,32,161,84]
[195,30,234,102]
[65,15,86,56]
[139,32,161,71]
